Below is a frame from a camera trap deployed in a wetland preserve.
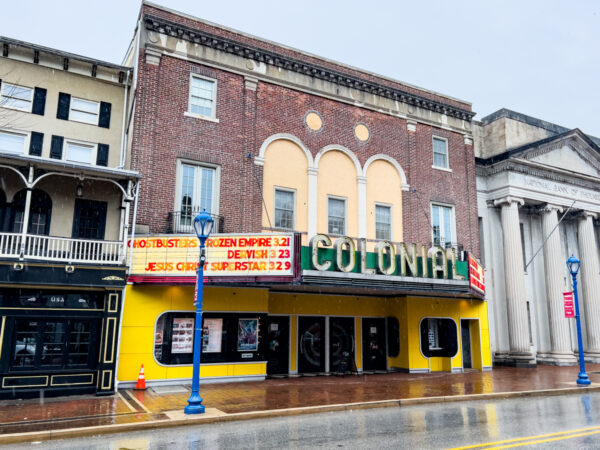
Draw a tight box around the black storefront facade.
[0,263,126,399]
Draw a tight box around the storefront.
[118,233,490,387]
[0,264,126,399]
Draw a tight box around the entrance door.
[329,317,354,373]
[362,318,387,371]
[461,319,476,370]
[266,316,289,376]
[298,316,325,374]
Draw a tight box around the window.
[11,318,99,371]
[69,97,100,125]
[65,140,95,165]
[431,203,455,247]
[420,318,458,358]
[176,162,218,232]
[433,137,449,169]
[11,189,52,235]
[375,204,392,240]
[1,83,33,112]
[72,199,107,240]
[274,189,295,230]
[189,75,216,118]
[0,130,27,154]
[328,197,346,235]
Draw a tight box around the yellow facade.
[365,159,403,243]
[118,284,491,385]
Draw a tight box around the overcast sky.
[3,0,599,137]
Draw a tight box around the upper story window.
[431,203,455,247]
[188,75,216,118]
[70,98,100,125]
[0,130,27,154]
[375,204,392,240]
[57,93,111,128]
[65,140,96,165]
[175,161,219,232]
[328,197,346,235]
[274,188,295,230]
[1,83,33,112]
[432,136,449,169]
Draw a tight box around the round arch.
[11,188,53,235]
[257,134,314,168]
[363,154,409,190]
[314,145,362,176]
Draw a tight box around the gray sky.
[4,0,599,137]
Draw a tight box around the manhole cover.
[151,385,189,394]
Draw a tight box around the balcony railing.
[0,232,125,265]
[167,210,224,234]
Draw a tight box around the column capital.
[307,167,319,176]
[580,210,598,220]
[493,196,524,208]
[357,175,368,184]
[145,48,161,65]
[407,120,417,133]
[537,203,563,214]
[464,135,473,146]
[244,76,258,91]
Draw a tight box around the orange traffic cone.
[135,364,146,390]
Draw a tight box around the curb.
[2,385,600,445]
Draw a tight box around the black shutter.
[28,132,44,156]
[56,93,71,120]
[50,135,64,159]
[32,87,47,115]
[98,101,111,128]
[96,143,109,166]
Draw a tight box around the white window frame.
[430,202,456,248]
[273,187,296,230]
[63,138,97,165]
[69,97,100,125]
[174,159,221,216]
[374,202,393,241]
[0,128,29,155]
[327,196,347,236]
[0,83,33,113]
[432,136,451,171]
[184,74,219,123]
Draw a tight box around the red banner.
[468,254,485,295]
[563,292,575,318]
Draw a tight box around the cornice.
[143,15,475,121]
[478,159,600,192]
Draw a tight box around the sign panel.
[129,234,294,277]
[563,291,575,318]
[171,318,194,354]
[468,254,485,295]
[202,318,223,353]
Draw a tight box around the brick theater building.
[117,2,490,387]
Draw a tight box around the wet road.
[12,392,600,449]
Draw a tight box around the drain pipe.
[118,70,131,169]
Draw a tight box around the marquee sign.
[129,234,294,278]
[468,254,485,295]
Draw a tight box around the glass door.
[298,316,325,374]
[329,317,354,374]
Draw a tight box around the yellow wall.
[118,284,492,383]
[317,151,358,237]
[262,139,309,233]
[117,285,268,383]
[366,160,403,242]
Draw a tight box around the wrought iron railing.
[167,210,224,234]
[0,232,125,265]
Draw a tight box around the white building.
[475,109,600,366]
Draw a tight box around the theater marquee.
[128,234,295,278]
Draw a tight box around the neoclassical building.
[475,109,600,366]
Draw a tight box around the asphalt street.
[10,392,600,449]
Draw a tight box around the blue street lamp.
[185,211,214,414]
[567,255,591,386]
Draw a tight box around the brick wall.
[130,12,479,256]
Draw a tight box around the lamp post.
[566,254,591,386]
[185,211,214,414]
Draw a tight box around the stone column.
[493,196,536,366]
[540,204,576,365]
[577,212,600,361]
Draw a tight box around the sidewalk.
[2,365,600,444]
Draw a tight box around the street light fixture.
[566,254,591,386]
[185,210,214,414]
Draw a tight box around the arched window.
[11,189,52,235]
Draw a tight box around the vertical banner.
[468,254,485,295]
[563,292,575,318]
